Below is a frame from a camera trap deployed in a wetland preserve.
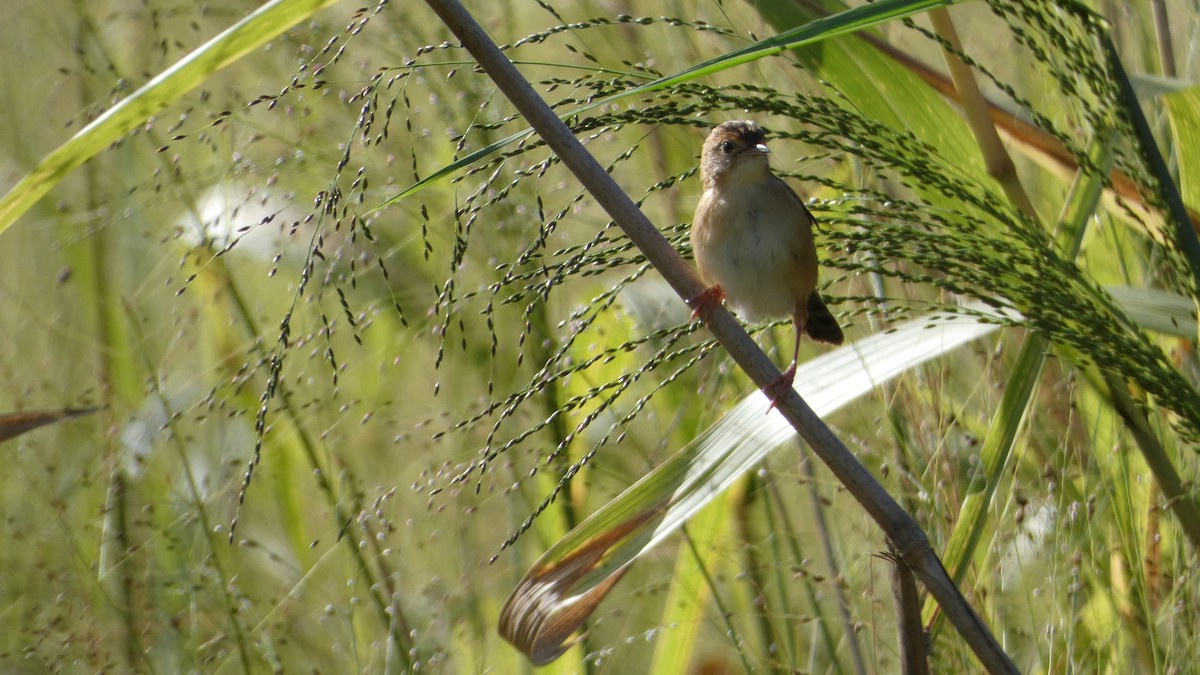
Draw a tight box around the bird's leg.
[764,315,804,410]
[687,284,726,322]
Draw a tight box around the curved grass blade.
[499,301,1005,665]
[0,0,341,238]
[373,128,534,210]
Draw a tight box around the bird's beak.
[754,143,770,154]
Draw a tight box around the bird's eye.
[721,141,734,154]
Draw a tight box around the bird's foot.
[765,363,797,411]
[688,285,726,322]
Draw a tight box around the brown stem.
[888,546,929,675]
[1151,0,1176,78]
[929,8,1038,222]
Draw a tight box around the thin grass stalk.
[210,253,417,669]
[126,306,254,673]
[528,300,582,533]
[758,497,801,673]
[799,450,867,675]
[421,1,1018,671]
[1087,383,1167,671]
[101,470,141,670]
[69,5,142,663]
[734,475,790,675]
[1150,0,1176,78]
[682,522,757,675]
[765,479,842,672]
[1144,481,1162,609]
[649,490,736,675]
[1097,369,1200,550]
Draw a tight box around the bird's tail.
[804,293,844,345]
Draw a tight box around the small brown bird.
[689,120,843,403]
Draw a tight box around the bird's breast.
[691,184,818,320]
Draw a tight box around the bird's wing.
[770,173,817,229]
[766,174,820,298]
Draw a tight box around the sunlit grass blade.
[1105,286,1196,337]
[378,0,966,207]
[0,0,341,238]
[499,302,1005,665]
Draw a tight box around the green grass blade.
[1104,35,1200,287]
[753,0,981,172]
[0,0,341,238]
[1163,86,1200,214]
[604,0,964,97]
[372,128,535,210]
[377,0,965,208]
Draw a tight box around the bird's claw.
[688,285,726,322]
[765,363,797,411]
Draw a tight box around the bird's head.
[699,120,771,189]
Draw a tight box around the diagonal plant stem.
[420,1,1018,672]
[929,7,1038,221]
[766,477,842,671]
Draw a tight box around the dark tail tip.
[805,293,844,345]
